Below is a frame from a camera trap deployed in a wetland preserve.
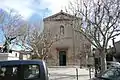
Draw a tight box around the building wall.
[44,12,91,66]
[0,52,19,61]
[115,41,120,53]
[0,51,31,61]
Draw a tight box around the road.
[48,67,94,80]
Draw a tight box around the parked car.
[107,61,120,69]
[90,67,120,80]
[0,60,49,80]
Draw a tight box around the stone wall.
[44,11,91,66]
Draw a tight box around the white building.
[0,51,19,61]
[0,48,31,61]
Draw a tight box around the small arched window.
[60,25,64,35]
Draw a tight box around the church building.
[43,10,91,66]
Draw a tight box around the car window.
[101,68,120,80]
[0,65,19,80]
[24,64,40,79]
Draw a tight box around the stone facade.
[43,11,91,66]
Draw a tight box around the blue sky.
[0,0,71,49]
[0,0,71,22]
[0,0,119,47]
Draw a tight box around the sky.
[0,0,119,47]
[0,0,71,22]
[0,0,72,49]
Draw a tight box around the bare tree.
[17,23,59,60]
[68,0,120,73]
[19,22,71,60]
[30,30,56,60]
[0,9,27,52]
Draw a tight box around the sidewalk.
[48,67,95,80]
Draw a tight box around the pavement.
[48,67,95,80]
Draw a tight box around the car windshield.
[101,68,120,80]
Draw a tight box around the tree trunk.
[100,50,107,74]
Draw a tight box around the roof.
[115,40,120,44]
[43,10,78,21]
[12,50,32,54]
[0,60,44,66]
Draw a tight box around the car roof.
[0,60,44,66]
[107,61,120,63]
